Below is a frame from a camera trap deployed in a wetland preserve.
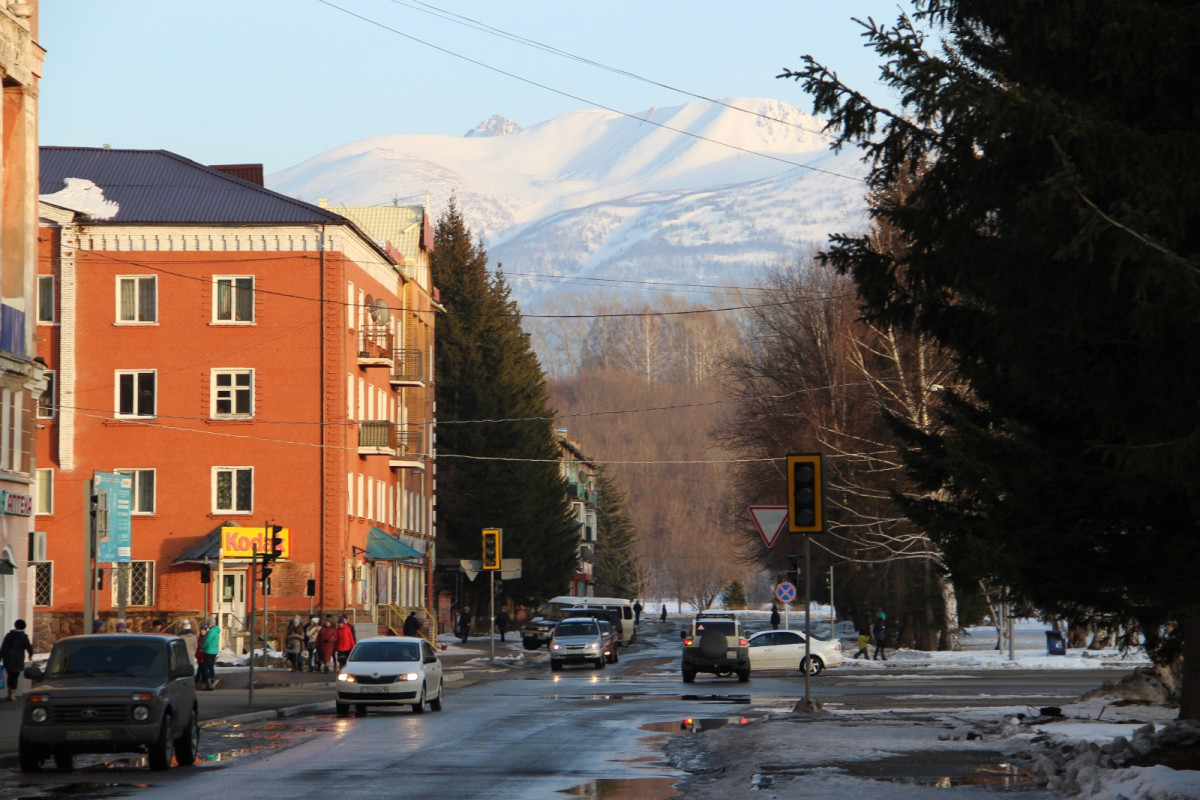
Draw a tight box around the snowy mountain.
[268,98,870,305]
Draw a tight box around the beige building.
[0,0,44,634]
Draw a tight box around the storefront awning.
[172,521,235,564]
[366,527,423,561]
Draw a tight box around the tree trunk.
[937,573,960,651]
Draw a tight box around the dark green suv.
[680,613,750,683]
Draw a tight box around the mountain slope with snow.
[268,98,870,303]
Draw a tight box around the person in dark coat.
[456,609,472,643]
[770,604,781,629]
[660,605,667,623]
[1,619,34,701]
[494,609,510,642]
[402,612,421,637]
[632,601,643,625]
[316,618,338,672]
[872,613,888,661]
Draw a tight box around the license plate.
[360,686,388,694]
[66,730,112,741]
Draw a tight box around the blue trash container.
[1045,630,1066,655]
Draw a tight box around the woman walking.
[1,619,33,701]
[316,618,338,672]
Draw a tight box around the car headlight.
[337,673,356,683]
[30,707,48,723]
[549,642,562,651]
[399,672,420,682]
[132,706,150,722]
[587,641,600,650]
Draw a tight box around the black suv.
[19,634,199,772]
[680,613,750,683]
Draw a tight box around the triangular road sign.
[750,505,788,548]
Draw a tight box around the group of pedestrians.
[852,612,890,661]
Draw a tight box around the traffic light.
[787,453,824,533]
[785,554,802,587]
[482,528,502,570]
[199,564,212,584]
[260,563,273,585]
[265,525,285,562]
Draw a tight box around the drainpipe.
[319,225,327,620]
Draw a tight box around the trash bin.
[1045,630,1066,655]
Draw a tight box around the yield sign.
[750,505,788,548]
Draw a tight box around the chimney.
[210,163,264,186]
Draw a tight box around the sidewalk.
[0,637,509,768]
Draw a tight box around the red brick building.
[32,148,437,648]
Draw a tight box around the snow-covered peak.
[464,115,521,138]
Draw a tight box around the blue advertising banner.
[94,471,133,563]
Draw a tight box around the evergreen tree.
[785,1,1200,717]
[431,199,579,607]
[592,469,639,598]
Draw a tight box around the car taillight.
[738,638,748,646]
[683,638,693,646]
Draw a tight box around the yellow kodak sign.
[220,526,291,558]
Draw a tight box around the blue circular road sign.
[775,582,797,603]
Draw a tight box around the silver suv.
[19,634,199,772]
[548,617,606,671]
[681,613,750,683]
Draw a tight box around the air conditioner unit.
[353,564,367,581]
[30,530,47,562]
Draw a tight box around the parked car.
[18,634,199,773]
[596,619,619,664]
[563,607,624,649]
[520,615,558,650]
[548,617,607,671]
[747,629,844,675]
[336,637,443,716]
[680,613,750,683]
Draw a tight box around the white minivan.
[546,596,637,646]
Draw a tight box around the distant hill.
[268,98,870,305]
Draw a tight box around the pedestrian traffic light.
[787,453,824,533]
[265,524,285,562]
[260,564,273,585]
[482,528,502,570]
[199,563,212,584]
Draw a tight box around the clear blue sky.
[38,1,911,174]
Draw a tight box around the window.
[115,469,155,515]
[212,369,253,418]
[33,562,52,606]
[37,275,56,323]
[117,276,157,323]
[111,561,155,606]
[213,467,252,513]
[0,387,31,474]
[37,371,55,419]
[116,371,156,418]
[214,276,254,322]
[35,468,53,515]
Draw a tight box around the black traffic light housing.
[785,554,802,588]
[482,528,502,570]
[199,563,212,584]
[787,454,824,533]
[265,525,285,562]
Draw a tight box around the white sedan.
[336,637,443,716]
[747,629,844,675]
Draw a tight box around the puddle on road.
[560,777,679,799]
[824,750,1037,790]
[640,715,761,734]
[15,781,149,797]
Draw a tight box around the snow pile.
[40,177,119,219]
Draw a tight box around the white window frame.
[37,275,56,324]
[111,560,155,606]
[116,275,157,323]
[115,468,156,515]
[37,370,56,419]
[213,275,255,323]
[213,466,253,514]
[35,468,53,515]
[211,369,254,418]
[115,370,156,419]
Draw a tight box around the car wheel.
[355,704,367,716]
[682,668,696,683]
[335,702,350,717]
[148,712,175,771]
[550,659,562,671]
[412,685,427,714]
[523,638,540,650]
[801,656,824,676]
[594,655,605,669]
[18,739,44,773]
[612,648,619,664]
[429,681,443,712]
[737,668,751,682]
[174,708,199,766]
[53,748,74,773]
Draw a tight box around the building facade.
[557,432,598,597]
[0,0,44,636]
[33,148,437,647]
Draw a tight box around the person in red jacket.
[316,618,339,673]
[335,616,356,669]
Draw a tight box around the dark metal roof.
[40,147,346,225]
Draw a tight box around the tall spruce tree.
[592,469,639,598]
[785,1,1200,717]
[431,199,579,606]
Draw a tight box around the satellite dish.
[372,298,391,324]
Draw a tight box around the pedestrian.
[660,604,667,623]
[195,624,208,686]
[852,630,870,660]
[179,620,198,666]
[495,608,510,642]
[114,619,128,633]
[770,604,781,629]
[456,608,472,643]
[317,618,338,672]
[632,600,643,625]
[872,613,888,661]
[147,619,165,634]
[200,616,221,689]
[403,611,421,637]
[285,617,306,671]
[305,616,322,670]
[335,616,356,668]
[91,618,105,634]
[1,619,34,701]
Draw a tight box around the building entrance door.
[219,570,248,651]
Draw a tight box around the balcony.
[389,348,425,387]
[389,424,426,471]
[357,325,394,367]
[358,421,396,456]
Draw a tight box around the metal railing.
[358,326,394,361]
[390,348,424,383]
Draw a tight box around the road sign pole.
[803,534,812,705]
